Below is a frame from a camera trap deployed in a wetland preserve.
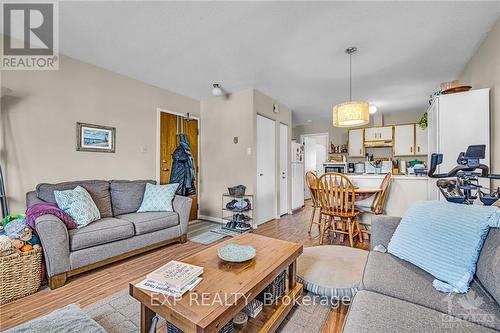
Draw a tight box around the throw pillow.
[54,186,101,228]
[137,183,179,213]
[388,201,500,293]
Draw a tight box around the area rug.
[83,289,330,333]
[189,230,227,245]
[188,221,247,245]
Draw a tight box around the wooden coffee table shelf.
[130,233,303,333]
[234,282,303,333]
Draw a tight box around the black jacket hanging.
[169,134,196,196]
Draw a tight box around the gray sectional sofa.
[343,215,500,332]
[26,180,192,289]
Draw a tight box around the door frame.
[299,132,329,146]
[156,108,200,214]
[299,132,329,172]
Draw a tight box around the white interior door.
[257,115,276,225]
[303,137,316,199]
[279,123,289,215]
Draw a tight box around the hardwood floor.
[0,200,368,332]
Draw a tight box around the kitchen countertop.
[346,173,428,180]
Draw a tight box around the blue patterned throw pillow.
[137,183,179,213]
[54,186,101,228]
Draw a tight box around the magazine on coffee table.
[147,260,203,290]
[137,276,202,297]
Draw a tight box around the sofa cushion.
[362,251,500,331]
[54,186,101,228]
[37,180,113,218]
[109,180,156,216]
[117,212,179,235]
[137,183,179,213]
[477,229,500,305]
[343,290,497,333]
[69,218,134,251]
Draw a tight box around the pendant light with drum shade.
[333,47,369,127]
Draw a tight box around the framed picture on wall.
[76,122,116,153]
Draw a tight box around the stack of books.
[244,299,263,318]
[137,260,203,297]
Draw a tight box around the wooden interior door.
[159,113,177,184]
[159,112,199,221]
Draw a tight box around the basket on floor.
[0,246,42,304]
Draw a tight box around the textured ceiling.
[24,2,500,123]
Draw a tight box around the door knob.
[162,159,167,163]
[162,168,169,172]
[259,173,263,176]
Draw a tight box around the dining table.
[311,185,382,201]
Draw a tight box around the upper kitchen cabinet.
[394,124,415,156]
[348,129,364,157]
[415,125,428,155]
[364,126,393,141]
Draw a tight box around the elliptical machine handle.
[428,153,448,178]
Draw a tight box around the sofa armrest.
[370,215,401,250]
[26,191,44,208]
[173,195,192,235]
[35,214,70,277]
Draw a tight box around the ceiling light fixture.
[333,47,369,128]
[369,105,377,114]
[212,83,223,96]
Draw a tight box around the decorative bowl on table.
[217,243,256,262]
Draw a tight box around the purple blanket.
[26,202,78,230]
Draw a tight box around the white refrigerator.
[427,88,490,202]
[291,142,305,210]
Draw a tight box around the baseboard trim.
[199,215,223,223]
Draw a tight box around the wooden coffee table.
[129,233,303,333]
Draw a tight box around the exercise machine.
[428,145,500,205]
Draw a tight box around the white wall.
[459,18,500,188]
[199,89,255,219]
[199,88,292,222]
[1,54,200,213]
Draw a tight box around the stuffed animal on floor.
[11,238,24,250]
[3,215,40,246]
[0,235,15,256]
[20,244,33,252]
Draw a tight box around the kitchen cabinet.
[415,125,428,155]
[348,129,364,157]
[364,126,392,141]
[394,124,414,156]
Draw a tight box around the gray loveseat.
[343,215,499,332]
[26,180,192,289]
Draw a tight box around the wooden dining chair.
[356,172,393,238]
[305,171,321,234]
[317,172,362,247]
